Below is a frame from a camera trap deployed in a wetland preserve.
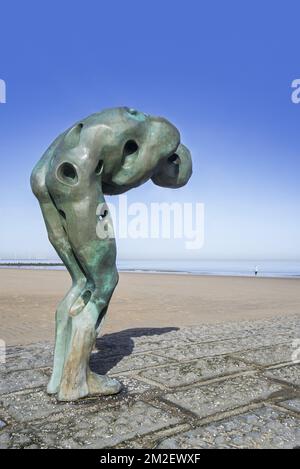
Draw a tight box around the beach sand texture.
[0,269,299,346]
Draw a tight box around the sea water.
[1,259,300,278]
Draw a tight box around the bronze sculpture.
[31,107,192,401]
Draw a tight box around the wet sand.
[0,268,299,345]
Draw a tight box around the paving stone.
[265,364,300,386]
[117,375,155,395]
[180,315,299,342]
[28,401,180,449]
[183,328,297,346]
[232,343,295,367]
[278,399,300,413]
[0,369,47,395]
[131,336,187,353]
[0,431,10,449]
[152,341,234,361]
[239,333,293,348]
[151,337,255,362]
[2,343,53,372]
[130,327,257,347]
[158,333,294,363]
[0,426,38,449]
[157,407,300,449]
[0,390,76,423]
[90,352,173,375]
[164,374,284,418]
[140,356,252,388]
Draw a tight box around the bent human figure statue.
[31,107,192,401]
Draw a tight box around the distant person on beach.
[254,265,259,276]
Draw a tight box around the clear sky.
[0,0,300,261]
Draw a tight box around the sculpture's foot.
[57,381,89,401]
[87,371,122,396]
[54,373,121,401]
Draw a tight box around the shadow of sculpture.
[90,327,179,375]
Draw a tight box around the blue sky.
[0,0,300,261]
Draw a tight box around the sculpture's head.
[52,107,192,195]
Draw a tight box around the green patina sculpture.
[31,107,192,401]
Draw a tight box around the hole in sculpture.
[123,140,139,158]
[59,209,66,219]
[168,153,180,165]
[82,290,92,305]
[57,162,78,184]
[127,108,138,115]
[99,209,108,220]
[95,159,103,175]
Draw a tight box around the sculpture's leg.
[50,188,122,400]
[57,302,96,400]
[48,276,85,394]
[38,199,87,394]
[58,301,120,401]
[86,287,119,395]
[31,160,87,393]
[58,269,120,401]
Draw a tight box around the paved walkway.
[0,315,299,449]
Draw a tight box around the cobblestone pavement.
[0,315,299,449]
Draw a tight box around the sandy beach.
[0,268,299,346]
